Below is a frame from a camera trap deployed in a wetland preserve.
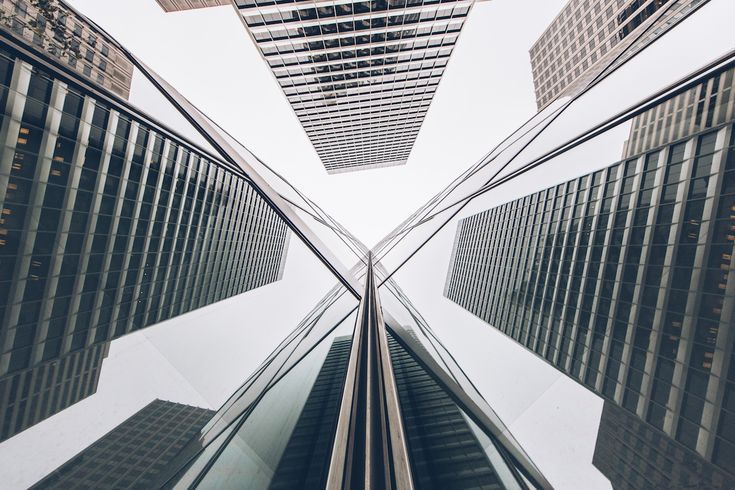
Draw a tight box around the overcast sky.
[5,0,732,487]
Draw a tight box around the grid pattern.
[0,43,291,380]
[445,68,735,478]
[594,400,735,488]
[0,0,134,99]
[34,399,215,488]
[0,341,108,442]
[625,65,735,157]
[155,0,231,12]
[234,0,476,173]
[529,0,705,110]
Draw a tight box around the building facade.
[34,399,215,488]
[0,342,108,442]
[0,0,133,99]
[156,0,481,174]
[0,32,291,404]
[445,66,735,486]
[155,0,230,13]
[148,260,549,489]
[529,0,707,110]
[594,400,733,488]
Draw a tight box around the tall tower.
[33,399,215,488]
[0,4,291,439]
[150,258,551,489]
[444,64,735,488]
[155,0,485,173]
[529,0,708,110]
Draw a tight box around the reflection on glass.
[1,0,733,488]
[34,399,214,488]
[175,333,352,489]
[388,331,522,490]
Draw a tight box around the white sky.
[4,0,732,487]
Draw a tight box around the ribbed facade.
[388,333,503,489]
[0,0,134,99]
[594,400,734,488]
[226,0,477,173]
[0,41,291,382]
[0,342,108,442]
[34,399,214,489]
[445,67,735,484]
[269,336,351,489]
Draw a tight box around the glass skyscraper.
[0,2,291,441]
[1,0,733,488]
[445,64,735,487]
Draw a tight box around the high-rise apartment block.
[0,0,134,99]
[529,0,707,110]
[445,66,735,487]
[156,0,481,174]
[34,399,214,488]
[0,26,291,433]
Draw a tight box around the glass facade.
[444,65,735,486]
[0,41,291,377]
[0,36,293,443]
[0,0,733,488]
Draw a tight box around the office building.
[594,400,733,488]
[0,342,108,442]
[155,0,230,13]
[268,336,351,489]
[156,0,482,174]
[529,0,707,110]
[34,399,214,488]
[624,63,735,157]
[150,261,549,489]
[388,332,509,488]
[445,65,735,486]
[0,34,291,387]
[0,0,134,99]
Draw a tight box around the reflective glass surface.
[1,0,734,489]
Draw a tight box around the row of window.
[446,118,734,472]
[0,50,290,378]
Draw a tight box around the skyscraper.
[529,0,708,110]
[155,0,230,12]
[0,0,134,99]
[0,342,108,442]
[1,0,730,487]
[33,399,215,488]
[152,258,550,489]
[0,21,290,435]
[156,0,483,174]
[445,64,735,487]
